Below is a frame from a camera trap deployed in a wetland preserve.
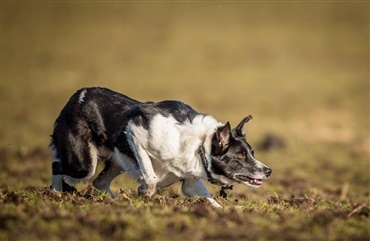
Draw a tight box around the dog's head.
[209,115,272,187]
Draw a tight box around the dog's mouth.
[234,174,263,187]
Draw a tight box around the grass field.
[1,2,369,241]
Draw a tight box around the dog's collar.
[198,145,224,186]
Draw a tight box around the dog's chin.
[234,174,264,188]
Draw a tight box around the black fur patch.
[129,100,199,129]
[51,87,141,179]
[154,100,198,123]
[52,162,63,175]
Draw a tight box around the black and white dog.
[50,87,271,207]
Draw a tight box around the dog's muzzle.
[234,167,272,187]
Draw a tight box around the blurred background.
[1,2,369,199]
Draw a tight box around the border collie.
[50,87,271,207]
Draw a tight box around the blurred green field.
[1,2,369,241]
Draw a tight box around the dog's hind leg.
[54,141,99,193]
[181,178,222,208]
[63,142,98,185]
[51,148,78,193]
[51,160,63,191]
[93,154,123,198]
[50,145,63,191]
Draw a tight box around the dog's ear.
[212,122,232,155]
[233,115,253,137]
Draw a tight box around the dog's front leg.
[181,179,222,208]
[132,145,158,197]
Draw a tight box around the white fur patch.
[127,123,159,185]
[78,89,87,103]
[127,114,223,181]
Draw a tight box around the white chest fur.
[128,114,222,180]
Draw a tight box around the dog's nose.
[264,167,272,177]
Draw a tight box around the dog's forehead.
[230,136,253,151]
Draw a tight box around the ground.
[1,2,369,241]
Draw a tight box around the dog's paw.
[205,197,223,208]
[138,184,156,197]
[62,180,77,193]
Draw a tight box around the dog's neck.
[198,144,224,186]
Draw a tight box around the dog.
[50,87,272,207]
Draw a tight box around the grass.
[1,2,369,241]
[0,183,369,241]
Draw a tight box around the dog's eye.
[236,153,245,160]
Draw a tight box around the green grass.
[1,2,369,241]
